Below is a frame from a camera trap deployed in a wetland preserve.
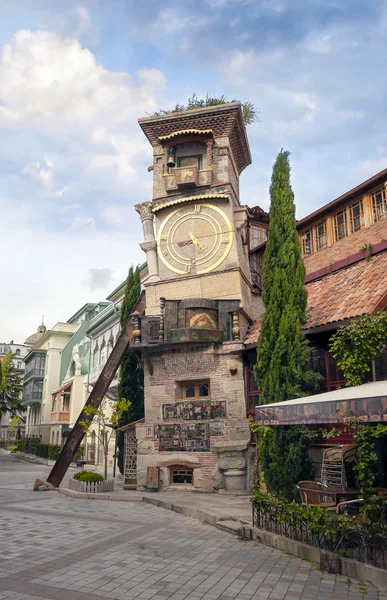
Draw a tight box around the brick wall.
[304,218,387,274]
[136,342,251,492]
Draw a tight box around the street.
[0,451,380,600]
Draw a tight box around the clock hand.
[188,231,206,253]
[177,239,193,248]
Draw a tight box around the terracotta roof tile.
[245,316,263,345]
[244,251,387,344]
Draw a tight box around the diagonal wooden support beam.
[46,319,131,488]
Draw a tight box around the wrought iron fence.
[252,500,387,570]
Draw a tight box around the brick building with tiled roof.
[244,169,387,417]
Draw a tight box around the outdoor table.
[300,485,362,505]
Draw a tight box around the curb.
[58,487,248,532]
[58,488,142,502]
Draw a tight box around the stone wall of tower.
[134,104,258,493]
[136,342,256,492]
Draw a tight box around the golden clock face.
[157,203,233,275]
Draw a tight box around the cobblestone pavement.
[0,451,382,600]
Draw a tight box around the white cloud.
[71,217,96,232]
[101,205,132,226]
[74,6,100,45]
[22,159,53,187]
[0,209,143,343]
[85,268,114,291]
[0,29,165,123]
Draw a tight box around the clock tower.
[132,103,263,493]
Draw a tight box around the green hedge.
[16,437,85,463]
[48,444,62,461]
[74,471,104,483]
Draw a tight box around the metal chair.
[297,481,336,509]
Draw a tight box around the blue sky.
[1,0,386,342]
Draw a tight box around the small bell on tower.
[167,148,176,168]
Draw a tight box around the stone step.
[216,520,244,535]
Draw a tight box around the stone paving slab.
[0,450,383,600]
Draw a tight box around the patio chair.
[336,498,365,522]
[297,481,336,509]
[337,495,387,523]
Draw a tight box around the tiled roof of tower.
[244,250,387,345]
[138,103,251,175]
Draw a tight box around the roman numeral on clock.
[192,205,201,213]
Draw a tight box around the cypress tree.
[116,265,144,474]
[0,353,23,417]
[254,151,320,499]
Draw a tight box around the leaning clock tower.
[132,103,263,493]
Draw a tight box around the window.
[171,468,193,484]
[249,224,267,249]
[308,348,345,391]
[245,363,260,417]
[302,229,314,255]
[349,199,364,233]
[62,392,70,412]
[108,337,114,356]
[51,395,57,412]
[17,361,22,369]
[182,381,210,400]
[334,210,348,241]
[69,361,75,377]
[316,221,328,250]
[177,155,202,169]
[99,341,106,365]
[15,348,20,355]
[249,251,264,290]
[372,186,387,222]
[92,345,99,368]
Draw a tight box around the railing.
[24,367,45,379]
[68,478,114,493]
[252,500,387,570]
[50,412,70,423]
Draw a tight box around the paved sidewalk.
[0,450,383,600]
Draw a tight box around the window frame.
[301,228,314,256]
[182,381,210,400]
[372,186,387,222]
[334,209,348,241]
[349,198,364,233]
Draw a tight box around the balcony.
[163,168,212,192]
[24,367,45,380]
[50,411,70,423]
[22,391,43,404]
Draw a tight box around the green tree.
[79,398,131,480]
[0,353,23,417]
[253,151,321,499]
[330,312,387,386]
[116,265,144,474]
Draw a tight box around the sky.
[1,0,386,343]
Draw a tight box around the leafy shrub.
[48,444,62,461]
[74,446,85,462]
[25,437,41,455]
[17,437,26,451]
[73,471,104,483]
[9,445,17,453]
[36,444,49,458]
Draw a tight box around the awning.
[255,381,387,426]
